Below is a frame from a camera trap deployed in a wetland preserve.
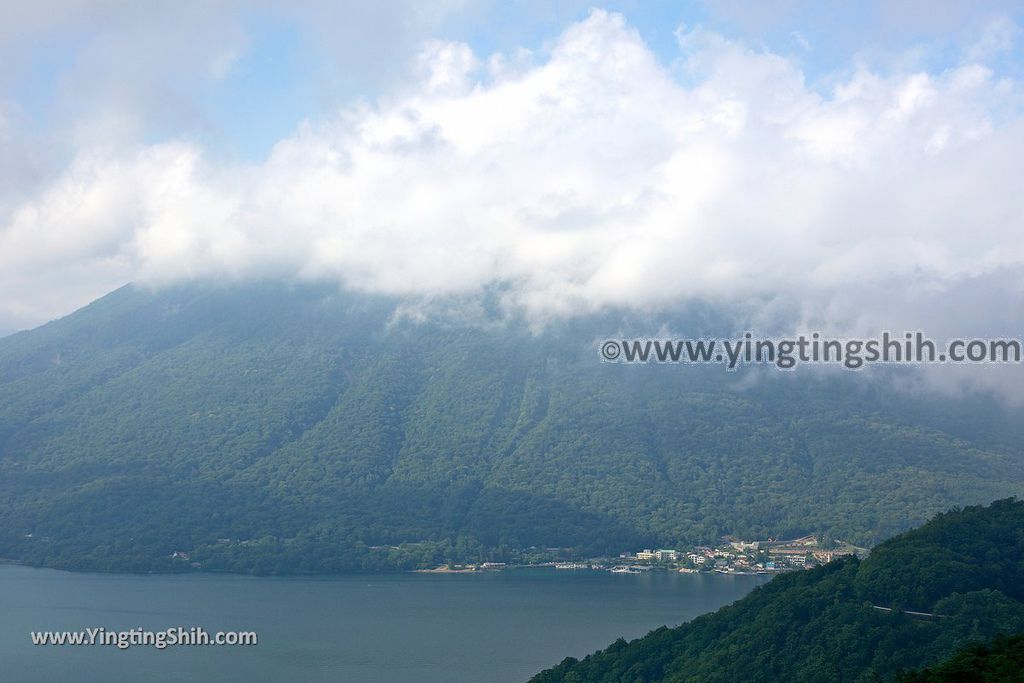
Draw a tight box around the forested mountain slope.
[530,499,1024,683]
[0,282,1022,572]
[897,634,1024,682]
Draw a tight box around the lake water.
[0,565,768,682]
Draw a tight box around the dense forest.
[0,282,1023,572]
[530,499,1024,683]
[897,634,1024,682]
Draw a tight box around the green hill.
[530,499,1024,683]
[897,634,1024,682]
[0,282,1022,573]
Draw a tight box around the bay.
[0,565,768,682]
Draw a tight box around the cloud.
[2,8,1024,398]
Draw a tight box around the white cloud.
[2,8,1024,398]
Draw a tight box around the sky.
[2,1,1024,396]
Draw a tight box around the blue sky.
[5,1,1022,161]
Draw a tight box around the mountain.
[897,634,1024,682]
[0,282,1022,573]
[529,498,1024,683]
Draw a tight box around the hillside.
[898,634,1024,682]
[529,499,1024,683]
[0,282,1023,572]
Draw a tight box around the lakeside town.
[418,534,868,575]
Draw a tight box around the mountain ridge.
[0,282,1022,573]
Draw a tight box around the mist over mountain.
[4,4,1024,682]
[4,9,1024,404]
[0,281,1021,573]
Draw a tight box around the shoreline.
[0,561,775,581]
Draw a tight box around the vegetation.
[530,499,1024,683]
[897,634,1024,682]
[0,282,1022,573]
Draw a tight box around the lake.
[0,565,768,682]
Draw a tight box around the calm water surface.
[0,565,768,682]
